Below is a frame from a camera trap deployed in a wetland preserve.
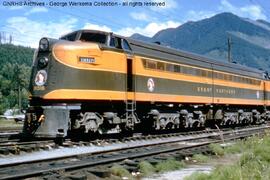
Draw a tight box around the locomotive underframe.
[23,99,268,138]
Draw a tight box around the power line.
[227,36,232,63]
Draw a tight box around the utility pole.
[227,36,232,63]
[9,34,12,44]
[18,85,21,110]
[2,32,5,44]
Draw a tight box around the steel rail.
[0,125,268,180]
[0,125,266,168]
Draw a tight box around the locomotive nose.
[31,38,56,94]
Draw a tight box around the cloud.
[219,0,266,20]
[116,20,181,37]
[186,10,216,21]
[81,20,180,37]
[9,6,24,10]
[150,0,178,11]
[240,5,266,20]
[5,16,77,47]
[130,12,150,21]
[83,23,112,32]
[25,7,48,15]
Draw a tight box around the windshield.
[79,32,107,44]
[60,32,77,41]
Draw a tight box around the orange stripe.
[265,100,270,105]
[135,92,263,105]
[43,89,263,105]
[135,92,213,103]
[44,89,126,100]
[213,98,264,105]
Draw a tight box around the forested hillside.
[0,44,34,114]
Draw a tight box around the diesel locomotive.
[23,29,270,138]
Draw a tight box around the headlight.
[38,57,48,68]
[35,70,47,86]
[39,38,49,51]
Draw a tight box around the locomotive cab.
[24,30,136,138]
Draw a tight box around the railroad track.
[0,126,22,139]
[0,131,20,143]
[0,125,268,179]
[0,124,262,156]
[0,132,19,139]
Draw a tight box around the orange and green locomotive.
[24,29,270,138]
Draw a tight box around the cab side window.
[110,37,115,47]
[115,37,122,49]
[109,36,131,51]
[122,39,132,51]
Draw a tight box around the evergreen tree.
[0,44,34,114]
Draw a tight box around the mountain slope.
[130,33,152,42]
[131,12,270,71]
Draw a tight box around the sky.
[0,0,270,47]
